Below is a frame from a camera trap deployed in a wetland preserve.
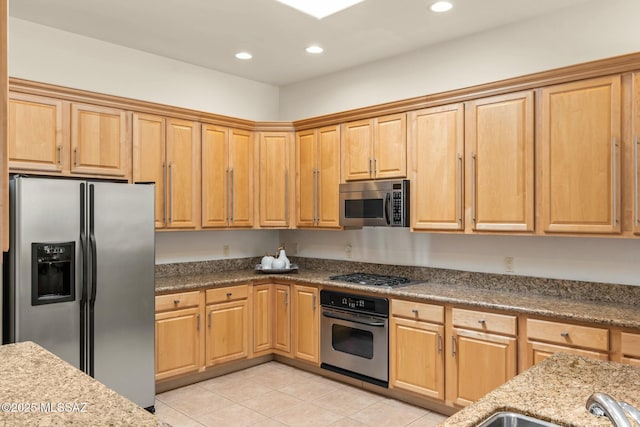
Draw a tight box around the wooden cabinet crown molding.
[9,51,640,134]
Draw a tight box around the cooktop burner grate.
[329,272,418,287]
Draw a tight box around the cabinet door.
[205,300,249,366]
[8,93,67,174]
[166,118,200,229]
[541,76,621,233]
[466,92,534,232]
[133,113,166,228]
[342,119,373,181]
[374,113,407,179]
[293,285,319,364]
[155,307,201,381]
[409,104,464,231]
[274,284,291,355]
[259,132,291,227]
[70,103,130,178]
[201,124,229,228]
[633,73,640,235]
[296,129,316,227]
[253,284,273,354]
[228,129,254,227]
[390,317,444,400]
[447,328,517,407]
[317,125,341,228]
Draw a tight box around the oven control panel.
[320,290,389,316]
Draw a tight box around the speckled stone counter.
[439,353,640,427]
[155,258,640,329]
[0,342,158,427]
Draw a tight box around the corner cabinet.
[540,76,622,234]
[296,125,341,228]
[133,113,201,229]
[258,131,293,228]
[292,285,319,364]
[342,113,406,181]
[446,308,517,407]
[201,125,253,228]
[465,91,534,232]
[409,104,464,231]
[390,299,445,400]
[155,291,203,381]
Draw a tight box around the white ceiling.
[8,0,592,87]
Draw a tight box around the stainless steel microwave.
[339,179,410,227]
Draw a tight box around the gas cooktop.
[329,272,421,288]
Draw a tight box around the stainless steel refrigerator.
[3,176,155,411]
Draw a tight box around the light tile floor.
[155,362,448,427]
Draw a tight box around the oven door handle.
[322,310,386,327]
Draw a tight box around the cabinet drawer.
[527,319,608,351]
[392,299,443,323]
[156,291,201,312]
[452,308,516,336]
[621,332,640,358]
[206,284,249,304]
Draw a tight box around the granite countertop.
[155,268,640,329]
[0,342,158,427]
[439,353,640,427]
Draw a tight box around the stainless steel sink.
[477,412,561,427]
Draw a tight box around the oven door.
[321,307,389,386]
[339,190,391,227]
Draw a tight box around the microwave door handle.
[384,193,391,225]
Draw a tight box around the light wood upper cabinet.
[133,115,200,229]
[296,125,341,228]
[409,104,464,231]
[540,76,622,234]
[632,73,640,235]
[202,125,253,228]
[133,113,166,228]
[465,91,534,232]
[166,118,201,229]
[342,113,406,181]
[258,132,293,227]
[71,103,130,178]
[293,284,319,364]
[8,93,67,174]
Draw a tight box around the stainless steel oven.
[320,290,389,387]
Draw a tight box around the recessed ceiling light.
[430,1,453,13]
[306,45,324,54]
[275,0,365,20]
[235,52,253,60]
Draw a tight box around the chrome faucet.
[586,392,634,427]
[620,402,640,426]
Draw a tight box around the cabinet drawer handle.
[226,292,233,297]
[478,319,486,325]
[561,332,569,338]
[173,299,180,305]
[411,309,419,316]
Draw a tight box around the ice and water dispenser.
[31,242,75,305]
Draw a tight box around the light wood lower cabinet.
[390,300,445,400]
[274,284,292,355]
[524,318,609,368]
[446,308,517,407]
[252,284,273,354]
[155,291,203,381]
[205,285,250,366]
[621,332,640,366]
[293,285,319,364]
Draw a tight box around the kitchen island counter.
[155,267,640,330]
[0,341,158,426]
[439,352,640,427]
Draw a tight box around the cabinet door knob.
[226,292,233,297]
[561,332,569,338]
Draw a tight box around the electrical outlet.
[223,245,230,257]
[345,243,352,259]
[504,256,514,273]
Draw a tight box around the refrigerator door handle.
[80,183,88,372]
[88,184,97,377]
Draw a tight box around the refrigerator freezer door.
[11,177,82,367]
[89,182,155,409]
